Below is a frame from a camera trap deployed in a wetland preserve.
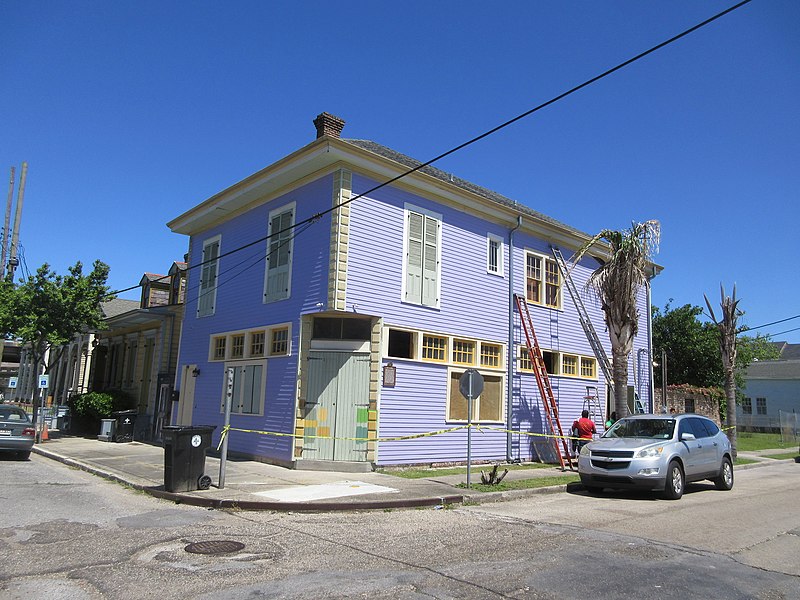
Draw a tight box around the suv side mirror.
[680,432,696,442]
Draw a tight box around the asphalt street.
[1,453,798,599]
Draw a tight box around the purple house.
[167,113,655,469]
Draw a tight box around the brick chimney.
[313,112,345,139]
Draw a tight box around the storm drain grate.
[184,540,245,555]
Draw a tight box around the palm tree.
[704,285,741,458]
[573,220,660,419]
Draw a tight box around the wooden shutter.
[421,215,439,306]
[265,210,293,302]
[405,212,423,303]
[198,240,219,316]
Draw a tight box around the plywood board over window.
[447,371,504,423]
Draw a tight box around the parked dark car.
[0,405,36,460]
[578,413,734,500]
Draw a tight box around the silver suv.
[578,413,734,500]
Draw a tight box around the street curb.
[32,446,465,512]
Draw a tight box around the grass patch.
[734,457,759,466]
[736,432,796,452]
[458,474,579,492]
[380,462,555,480]
[762,452,799,461]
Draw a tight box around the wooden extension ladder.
[514,294,574,470]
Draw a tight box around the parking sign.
[38,375,49,389]
[8,377,17,389]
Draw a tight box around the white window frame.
[402,203,441,309]
[197,235,221,317]
[209,324,292,362]
[220,360,267,416]
[487,234,504,276]
[264,202,296,304]
[525,249,561,309]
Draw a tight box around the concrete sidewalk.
[32,434,787,512]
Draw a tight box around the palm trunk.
[724,367,737,459]
[612,349,630,418]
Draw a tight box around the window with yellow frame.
[452,339,476,365]
[421,334,447,362]
[480,343,502,368]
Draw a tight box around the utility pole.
[2,166,14,280]
[7,162,27,282]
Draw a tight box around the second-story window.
[197,236,220,317]
[264,204,295,303]
[526,251,561,309]
[487,235,503,275]
[404,205,441,308]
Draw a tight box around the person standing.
[572,410,597,451]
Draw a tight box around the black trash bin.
[112,409,138,443]
[162,425,216,493]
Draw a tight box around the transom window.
[270,327,289,356]
[480,343,502,368]
[422,335,447,362]
[452,339,476,365]
[230,334,245,359]
[209,324,291,361]
[518,347,594,380]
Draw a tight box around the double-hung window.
[264,204,295,303]
[404,205,441,308]
[197,236,220,317]
[525,251,561,309]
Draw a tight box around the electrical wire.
[105,0,753,300]
[745,314,800,331]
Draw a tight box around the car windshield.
[0,408,30,422]
[605,418,675,439]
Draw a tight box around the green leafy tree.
[652,300,779,391]
[0,261,113,415]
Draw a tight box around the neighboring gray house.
[739,342,800,433]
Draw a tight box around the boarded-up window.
[448,372,503,422]
[222,362,265,415]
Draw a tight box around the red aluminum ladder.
[514,294,574,470]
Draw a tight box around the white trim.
[487,233,504,277]
[401,203,442,309]
[220,359,267,416]
[263,201,296,304]
[197,234,221,318]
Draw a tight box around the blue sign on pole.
[38,375,49,389]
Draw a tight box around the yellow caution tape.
[215,423,585,452]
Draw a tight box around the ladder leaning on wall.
[551,247,616,402]
[514,293,574,471]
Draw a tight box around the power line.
[745,314,800,331]
[105,0,753,300]
[769,326,800,338]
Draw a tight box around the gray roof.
[770,341,800,360]
[746,359,800,380]
[100,298,140,319]
[343,138,590,240]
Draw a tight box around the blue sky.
[2,1,798,342]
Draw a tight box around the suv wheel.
[663,460,684,500]
[714,457,734,491]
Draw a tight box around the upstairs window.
[487,235,503,276]
[526,251,561,309]
[404,205,441,308]
[197,236,220,317]
[264,204,295,303]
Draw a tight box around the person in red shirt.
[572,410,597,452]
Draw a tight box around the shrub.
[70,390,135,420]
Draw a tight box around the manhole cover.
[184,540,245,555]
